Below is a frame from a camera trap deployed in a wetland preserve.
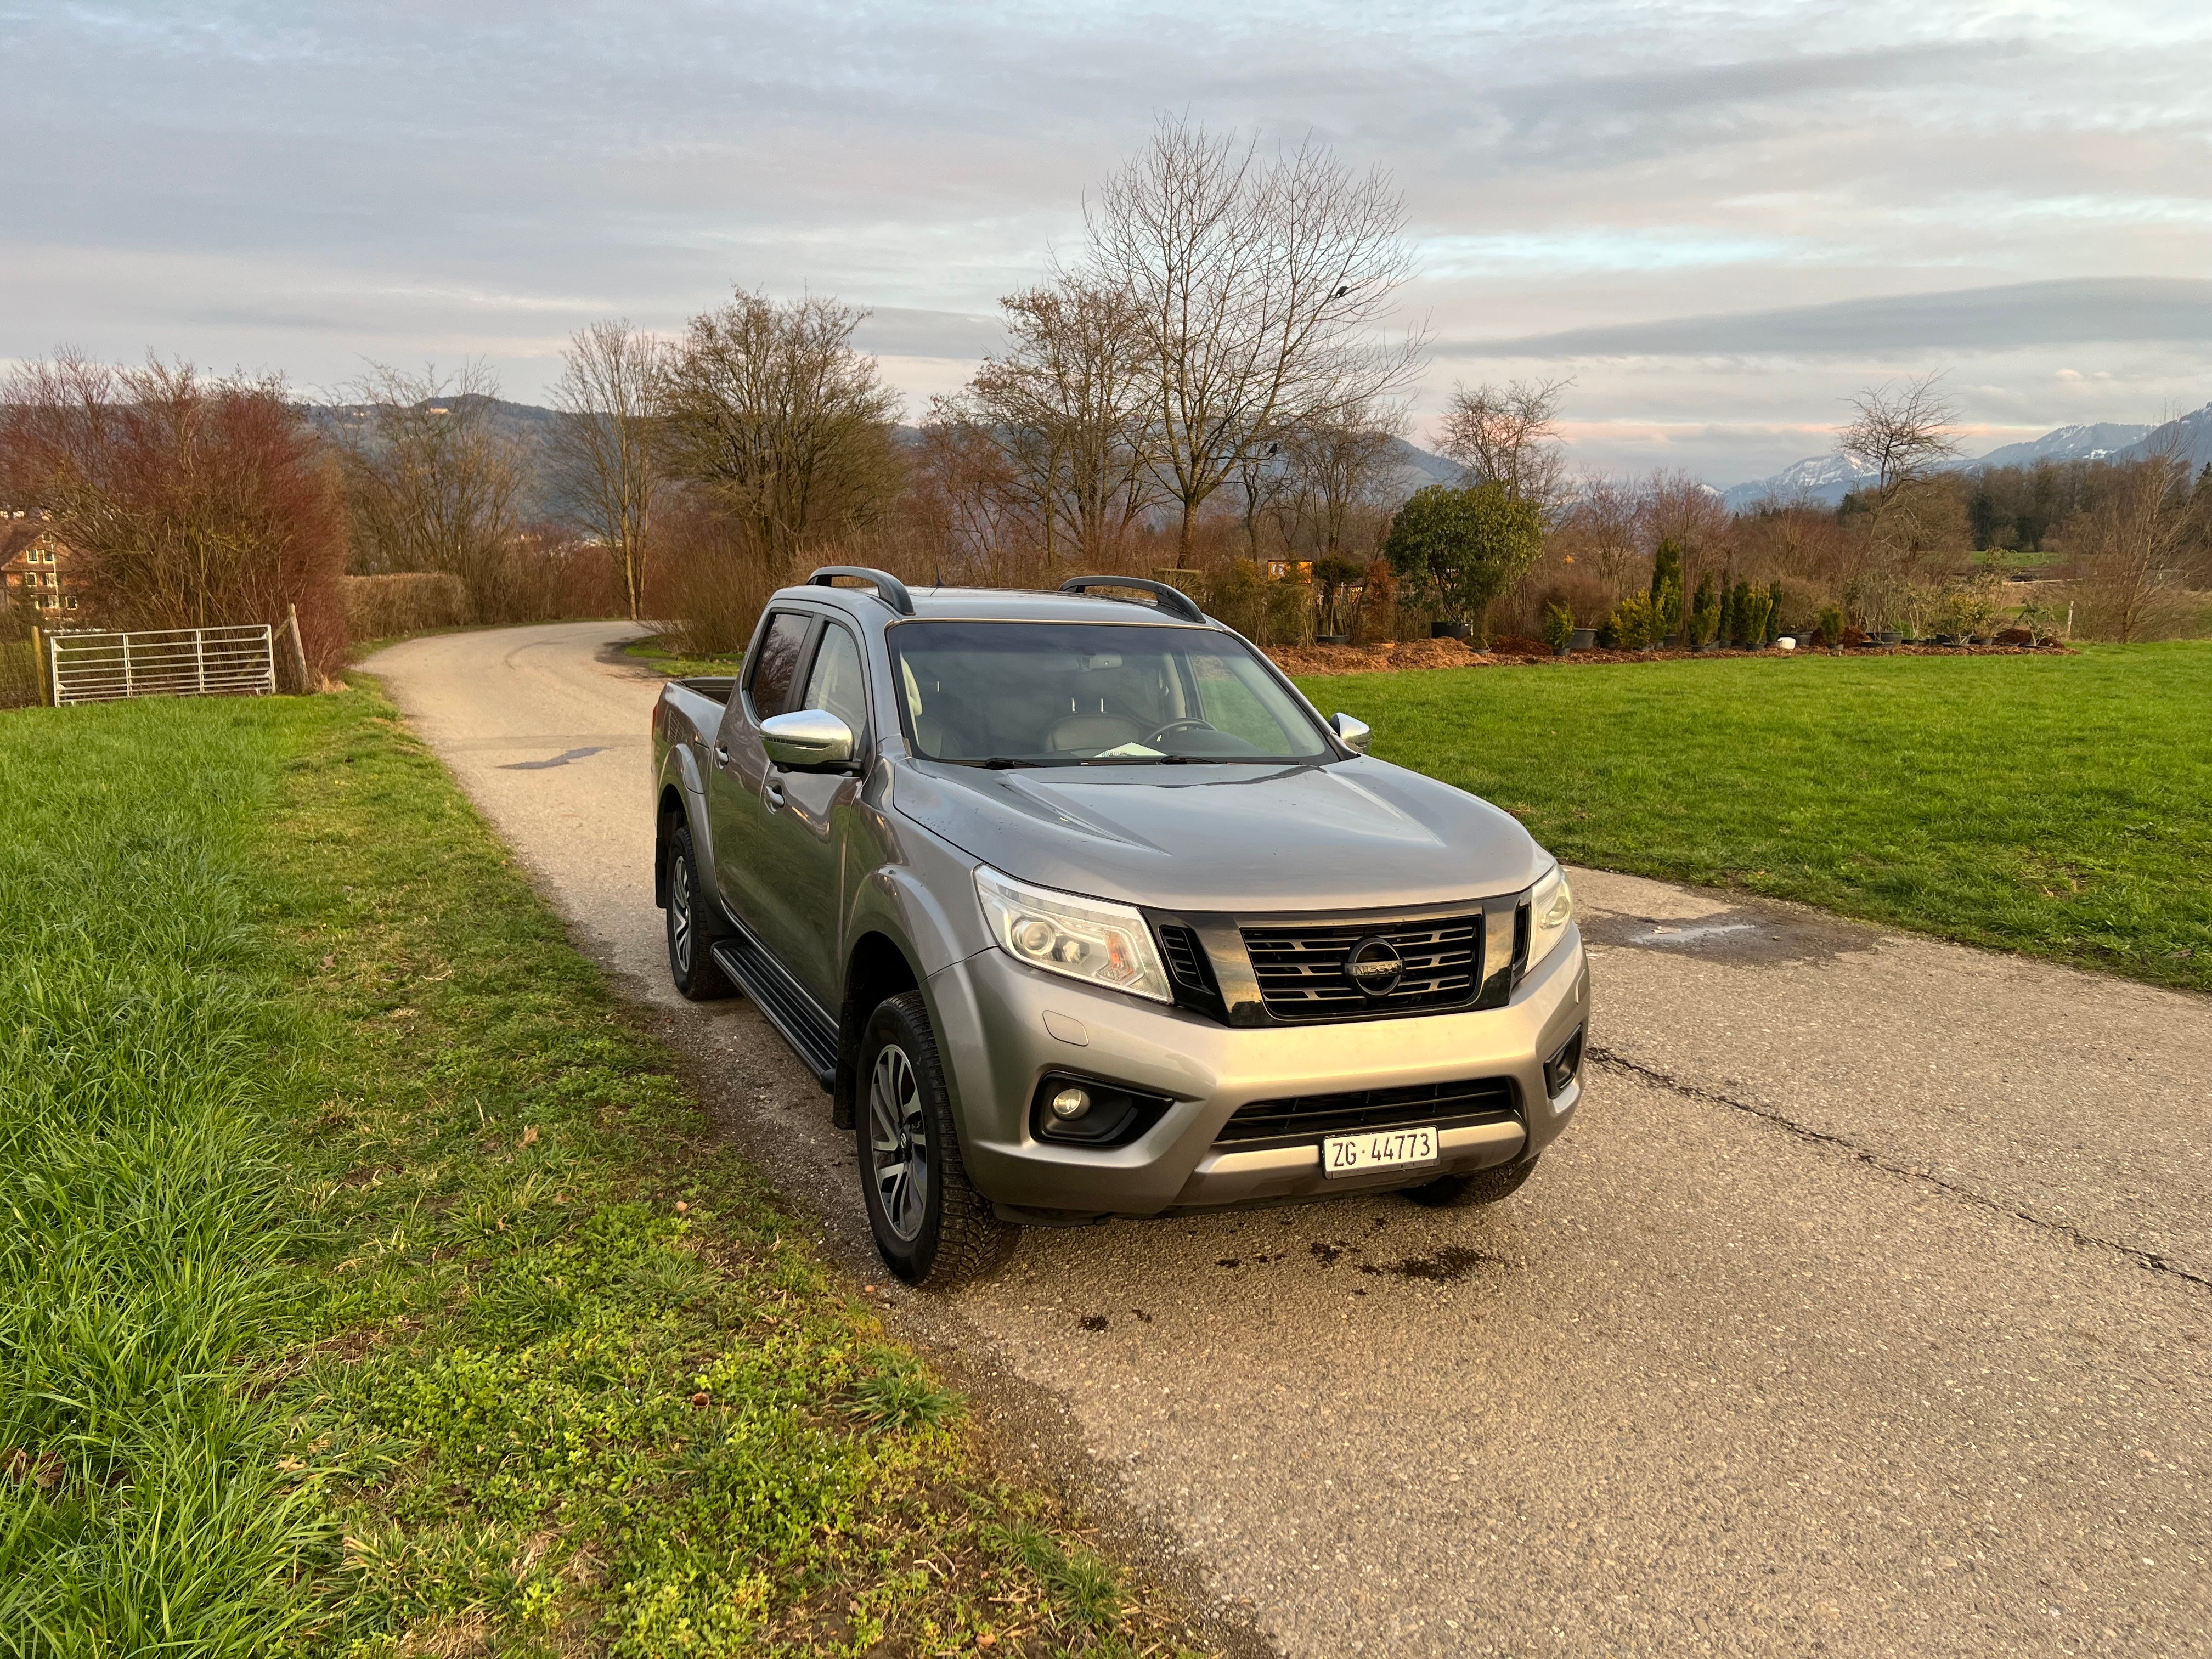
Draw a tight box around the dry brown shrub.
[343,573,470,641]
[1,353,351,675]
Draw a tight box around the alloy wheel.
[868,1042,930,1242]
[670,855,693,973]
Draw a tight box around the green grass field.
[0,689,1206,1658]
[1296,642,2212,993]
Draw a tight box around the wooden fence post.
[283,605,312,694]
[30,625,48,707]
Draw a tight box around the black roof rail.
[806,566,915,617]
[1057,574,1207,625]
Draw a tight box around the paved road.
[366,622,2212,1657]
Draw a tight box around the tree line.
[7,117,2208,676]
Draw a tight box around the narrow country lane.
[366,622,2212,1658]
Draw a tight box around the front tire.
[856,991,1015,1287]
[1401,1153,1542,1210]
[664,823,734,1001]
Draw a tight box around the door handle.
[764,776,786,810]
[714,743,730,765]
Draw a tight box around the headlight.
[1527,861,1574,969]
[974,867,1173,1004]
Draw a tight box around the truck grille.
[1240,914,1481,1020]
[1216,1077,1519,1146]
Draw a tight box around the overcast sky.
[5,1,2210,486]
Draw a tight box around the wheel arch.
[653,782,687,909]
[836,929,923,1131]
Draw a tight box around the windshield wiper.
[980,756,1041,769]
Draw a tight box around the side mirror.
[761,709,857,772]
[1330,712,1371,755]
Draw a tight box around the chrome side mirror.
[761,709,856,772]
[1330,712,1371,755]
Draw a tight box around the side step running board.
[709,934,838,1090]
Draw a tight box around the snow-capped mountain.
[2116,403,2212,469]
[1971,422,2151,468]
[1720,454,1877,511]
[1723,404,2205,510]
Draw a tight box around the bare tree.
[1085,116,1426,562]
[965,276,1158,566]
[655,290,904,571]
[550,319,665,621]
[1839,372,1961,570]
[1276,403,1406,560]
[1562,473,1643,594]
[2079,445,2195,641]
[334,361,526,620]
[1437,377,1571,518]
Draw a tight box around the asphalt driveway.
[366,620,2212,1657]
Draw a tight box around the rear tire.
[1401,1153,1541,1210]
[856,991,1016,1287]
[664,823,734,1001]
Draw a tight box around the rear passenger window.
[747,613,812,721]
[802,625,869,741]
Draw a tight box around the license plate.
[1322,1124,1438,1177]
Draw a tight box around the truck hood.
[888,757,1548,913]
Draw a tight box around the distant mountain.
[2115,403,2212,469]
[1970,422,2150,468]
[1723,404,2205,510]
[1720,454,1877,512]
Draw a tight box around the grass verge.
[1297,642,2212,992]
[624,633,744,679]
[0,687,1210,1658]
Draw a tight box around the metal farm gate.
[48,625,278,706]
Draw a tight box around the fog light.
[1049,1086,1091,1120]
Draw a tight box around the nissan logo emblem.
[1345,936,1404,997]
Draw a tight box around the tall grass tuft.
[0,702,320,1657]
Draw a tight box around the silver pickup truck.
[651,568,1589,1285]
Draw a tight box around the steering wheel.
[1143,717,1215,745]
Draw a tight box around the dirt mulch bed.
[1268,639,2074,676]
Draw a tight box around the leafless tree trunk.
[655,291,904,573]
[1437,378,1571,520]
[550,320,665,621]
[334,361,526,622]
[1085,116,1426,563]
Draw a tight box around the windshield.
[889,620,1334,764]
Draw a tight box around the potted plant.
[1542,599,1575,658]
[1689,573,1722,651]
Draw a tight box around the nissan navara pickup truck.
[651,568,1589,1285]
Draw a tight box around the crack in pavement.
[1590,1045,2212,1292]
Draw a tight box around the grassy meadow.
[0,689,1209,1658]
[1297,642,2212,992]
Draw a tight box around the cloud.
[4,1,2211,482]
[1445,279,2212,359]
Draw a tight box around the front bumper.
[925,927,1590,1216]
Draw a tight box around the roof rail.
[806,566,915,617]
[1057,574,1207,625]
